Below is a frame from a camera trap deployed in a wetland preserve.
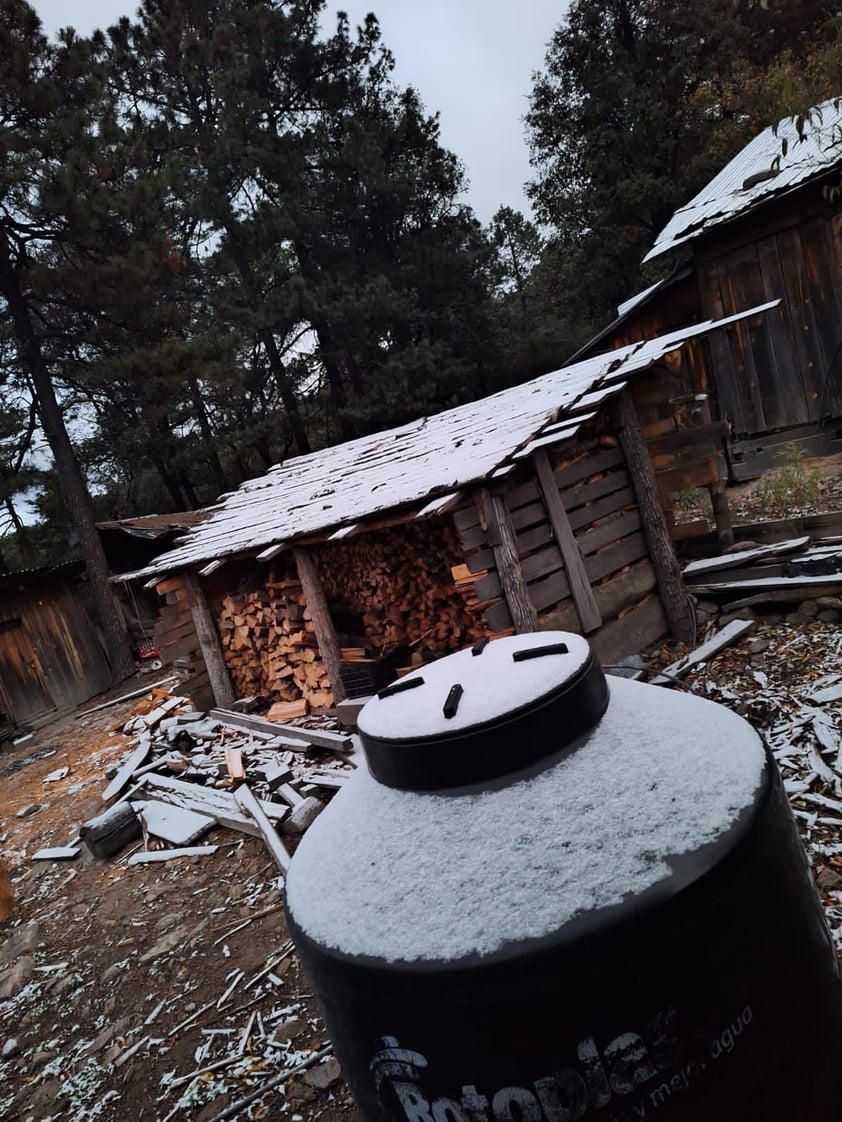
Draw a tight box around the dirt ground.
[0,686,357,1122]
[678,451,842,525]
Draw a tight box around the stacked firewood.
[313,519,488,656]
[216,579,333,709]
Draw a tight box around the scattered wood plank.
[31,847,80,861]
[225,745,246,780]
[267,699,308,721]
[102,736,152,802]
[655,618,757,683]
[138,773,288,837]
[209,709,353,752]
[691,574,842,598]
[683,536,811,577]
[301,771,350,790]
[135,800,215,846]
[128,846,219,866]
[233,785,291,874]
[808,682,842,705]
[75,679,178,718]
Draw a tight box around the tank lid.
[357,632,609,790]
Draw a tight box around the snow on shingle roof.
[645,97,842,262]
[121,303,776,583]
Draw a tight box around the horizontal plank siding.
[585,532,649,584]
[578,510,643,557]
[589,597,667,665]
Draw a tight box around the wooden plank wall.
[697,200,842,437]
[152,574,214,709]
[452,441,667,663]
[0,580,111,726]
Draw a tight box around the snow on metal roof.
[122,303,776,583]
[645,97,842,262]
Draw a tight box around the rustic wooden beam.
[533,448,602,634]
[292,547,347,703]
[614,390,695,643]
[474,487,538,634]
[709,481,735,549]
[182,569,236,709]
[233,784,292,875]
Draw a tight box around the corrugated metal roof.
[645,97,842,262]
[120,302,776,583]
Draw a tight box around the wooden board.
[585,532,648,584]
[563,470,633,512]
[233,785,291,875]
[578,510,642,558]
[136,800,215,846]
[209,709,353,751]
[102,737,151,802]
[589,597,668,666]
[683,536,810,577]
[567,487,636,533]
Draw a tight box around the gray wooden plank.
[209,709,352,752]
[233,785,291,875]
[102,736,151,802]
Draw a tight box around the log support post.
[293,547,347,703]
[614,390,695,643]
[182,569,236,708]
[709,480,734,549]
[533,448,602,634]
[475,487,538,634]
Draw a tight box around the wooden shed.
[119,307,769,713]
[642,96,842,479]
[0,561,111,736]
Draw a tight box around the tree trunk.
[225,232,311,456]
[614,388,694,643]
[0,230,135,683]
[293,242,356,441]
[4,497,36,566]
[187,374,227,494]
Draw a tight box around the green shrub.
[754,443,821,520]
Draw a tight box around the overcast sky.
[34,0,566,222]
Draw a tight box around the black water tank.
[286,632,842,1121]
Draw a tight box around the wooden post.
[293,547,347,703]
[614,391,695,643]
[533,449,602,634]
[475,487,538,634]
[182,569,236,708]
[709,481,735,549]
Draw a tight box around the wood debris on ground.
[651,616,842,953]
[0,682,356,1122]
[684,534,842,613]
[75,689,358,872]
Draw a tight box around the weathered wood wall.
[0,575,111,729]
[697,194,842,439]
[453,438,668,663]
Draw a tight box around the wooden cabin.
[119,308,769,714]
[641,97,842,480]
[0,561,111,737]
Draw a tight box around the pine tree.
[0,2,135,681]
[526,0,840,330]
